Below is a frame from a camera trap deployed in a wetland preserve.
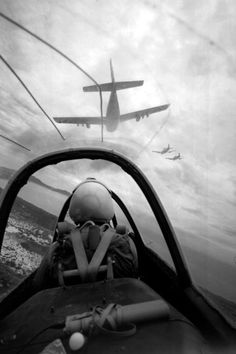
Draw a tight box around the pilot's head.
[69,178,114,225]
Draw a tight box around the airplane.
[0,146,235,354]
[166,153,183,160]
[153,144,174,154]
[53,60,170,132]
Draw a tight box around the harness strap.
[106,256,114,280]
[70,228,88,281]
[69,225,115,282]
[58,262,65,287]
[88,227,115,281]
[93,304,137,337]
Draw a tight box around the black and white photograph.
[0,1,235,353]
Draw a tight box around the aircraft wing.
[119,104,170,122]
[83,81,144,92]
[53,117,104,125]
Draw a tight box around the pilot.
[33,178,138,289]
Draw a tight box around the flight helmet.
[69,178,114,224]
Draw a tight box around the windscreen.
[1,161,175,298]
[0,0,235,320]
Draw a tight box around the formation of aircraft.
[53,60,170,132]
[152,144,174,154]
[153,146,183,161]
[165,153,183,160]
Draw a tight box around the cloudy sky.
[0,0,235,300]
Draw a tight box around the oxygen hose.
[64,299,169,335]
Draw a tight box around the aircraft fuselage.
[106,89,120,132]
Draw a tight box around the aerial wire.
[0,134,31,151]
[145,0,235,70]
[0,12,104,142]
[135,69,171,160]
[165,8,235,69]
[0,54,65,141]
[137,106,171,158]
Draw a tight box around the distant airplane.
[53,60,170,132]
[153,144,174,154]
[166,153,183,160]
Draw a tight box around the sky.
[0,0,236,300]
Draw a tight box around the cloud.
[153,159,207,197]
[182,206,204,218]
[210,224,235,240]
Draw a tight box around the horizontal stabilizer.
[120,104,170,122]
[83,80,143,92]
[54,117,104,125]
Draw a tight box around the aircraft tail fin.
[83,59,143,91]
[110,59,115,83]
[83,80,144,92]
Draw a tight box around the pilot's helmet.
[69,178,114,225]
